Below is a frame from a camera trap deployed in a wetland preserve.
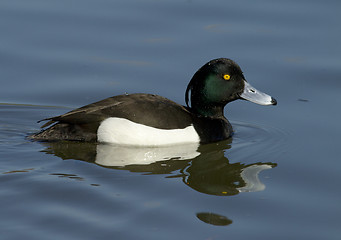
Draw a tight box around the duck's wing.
[39,96,123,128]
[39,93,193,130]
[39,97,121,127]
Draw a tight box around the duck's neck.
[191,102,225,118]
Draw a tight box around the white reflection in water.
[95,142,200,167]
[237,164,273,192]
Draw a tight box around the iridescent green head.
[185,58,276,117]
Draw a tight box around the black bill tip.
[271,97,277,105]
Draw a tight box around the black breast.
[192,116,233,144]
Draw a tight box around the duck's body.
[31,93,232,144]
[29,58,276,145]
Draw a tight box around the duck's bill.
[240,81,277,105]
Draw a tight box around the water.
[1,0,341,239]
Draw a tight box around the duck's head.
[185,58,277,117]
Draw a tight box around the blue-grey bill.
[240,81,277,105]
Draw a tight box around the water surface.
[1,0,340,239]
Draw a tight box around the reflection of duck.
[95,143,200,167]
[30,58,276,145]
[196,212,232,226]
[41,140,276,196]
[182,142,276,196]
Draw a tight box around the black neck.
[190,102,225,118]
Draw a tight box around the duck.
[29,58,277,145]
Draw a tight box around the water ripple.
[229,120,290,163]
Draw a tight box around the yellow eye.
[223,74,231,80]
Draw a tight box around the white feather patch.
[97,117,200,146]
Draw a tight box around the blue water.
[1,0,341,239]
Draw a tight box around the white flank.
[97,117,200,146]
